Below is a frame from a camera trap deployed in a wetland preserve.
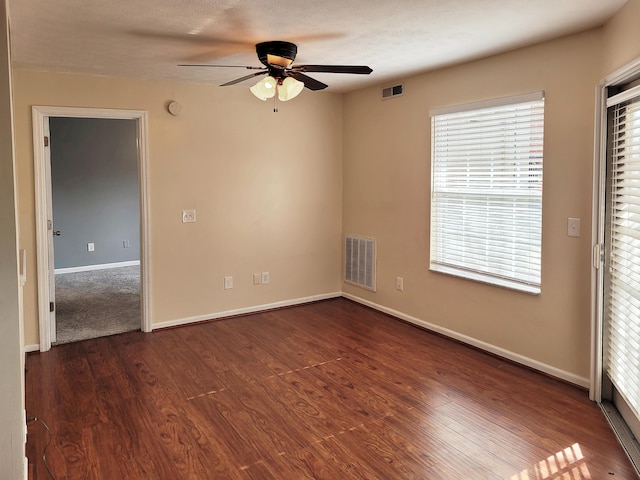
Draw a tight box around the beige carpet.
[54,265,141,344]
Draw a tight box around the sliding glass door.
[602,84,640,443]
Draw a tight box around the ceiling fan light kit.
[180,40,373,112]
[250,75,277,100]
[249,75,304,102]
[278,77,305,101]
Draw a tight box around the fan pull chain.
[273,93,278,113]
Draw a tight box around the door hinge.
[49,301,54,312]
[44,136,49,147]
[47,219,52,231]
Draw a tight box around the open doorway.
[50,117,141,344]
[33,106,151,351]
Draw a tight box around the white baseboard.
[55,260,140,274]
[24,286,588,388]
[152,292,342,330]
[342,293,590,389]
[24,344,40,353]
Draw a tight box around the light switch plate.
[568,217,581,237]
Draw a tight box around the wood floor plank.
[184,392,268,468]
[332,418,439,479]
[176,319,278,387]
[153,327,228,398]
[304,428,399,480]
[26,298,637,479]
[336,346,456,412]
[170,324,255,392]
[208,379,312,456]
[308,360,408,419]
[259,444,358,480]
[116,396,201,479]
[384,405,521,478]
[261,371,355,439]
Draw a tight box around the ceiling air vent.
[382,84,403,100]
[345,235,376,291]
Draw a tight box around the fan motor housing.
[256,41,298,68]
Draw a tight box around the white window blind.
[430,93,544,294]
[605,94,640,419]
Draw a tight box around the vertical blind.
[430,94,544,294]
[605,93,640,419]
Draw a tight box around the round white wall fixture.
[167,101,182,116]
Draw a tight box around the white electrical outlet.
[123,240,130,248]
[253,273,261,285]
[261,272,270,284]
[224,276,233,290]
[396,276,404,291]
[87,242,95,252]
[182,209,196,223]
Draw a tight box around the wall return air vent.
[345,235,376,291]
[382,84,403,100]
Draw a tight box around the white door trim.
[43,117,56,343]
[32,106,151,351]
[591,55,640,401]
[590,80,606,402]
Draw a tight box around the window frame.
[429,91,545,295]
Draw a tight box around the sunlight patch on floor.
[511,443,591,480]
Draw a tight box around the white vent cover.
[345,235,376,291]
[382,84,404,100]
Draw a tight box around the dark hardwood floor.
[26,298,636,479]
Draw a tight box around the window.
[429,92,544,294]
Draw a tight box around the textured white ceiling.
[8,0,627,92]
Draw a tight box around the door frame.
[32,106,151,352]
[590,55,640,400]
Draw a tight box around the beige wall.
[14,71,344,346]
[0,0,27,476]
[602,0,640,75]
[14,2,640,385]
[342,29,604,383]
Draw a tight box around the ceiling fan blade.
[289,72,328,91]
[292,65,373,75]
[220,71,267,86]
[178,64,264,69]
[131,30,254,47]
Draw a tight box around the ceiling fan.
[179,40,373,104]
